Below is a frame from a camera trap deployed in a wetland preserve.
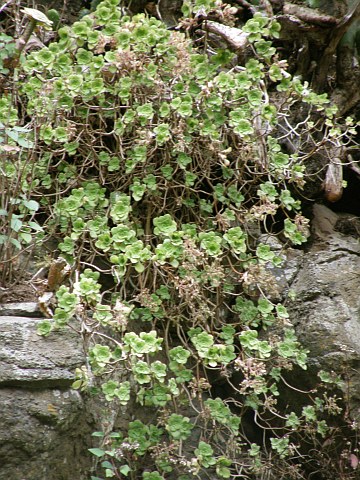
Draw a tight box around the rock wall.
[2,204,360,478]
[0,303,93,480]
[286,204,360,420]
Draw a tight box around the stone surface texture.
[285,204,360,419]
[0,316,84,387]
[0,307,92,480]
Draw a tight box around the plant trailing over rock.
[0,0,358,478]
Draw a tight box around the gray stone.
[256,233,304,301]
[0,301,42,317]
[0,388,93,480]
[0,316,84,387]
[0,308,94,480]
[286,204,360,418]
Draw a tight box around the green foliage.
[165,414,193,441]
[195,441,216,468]
[0,96,43,279]
[0,0,355,478]
[205,398,241,434]
[270,437,290,459]
[102,380,130,403]
[0,34,16,75]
